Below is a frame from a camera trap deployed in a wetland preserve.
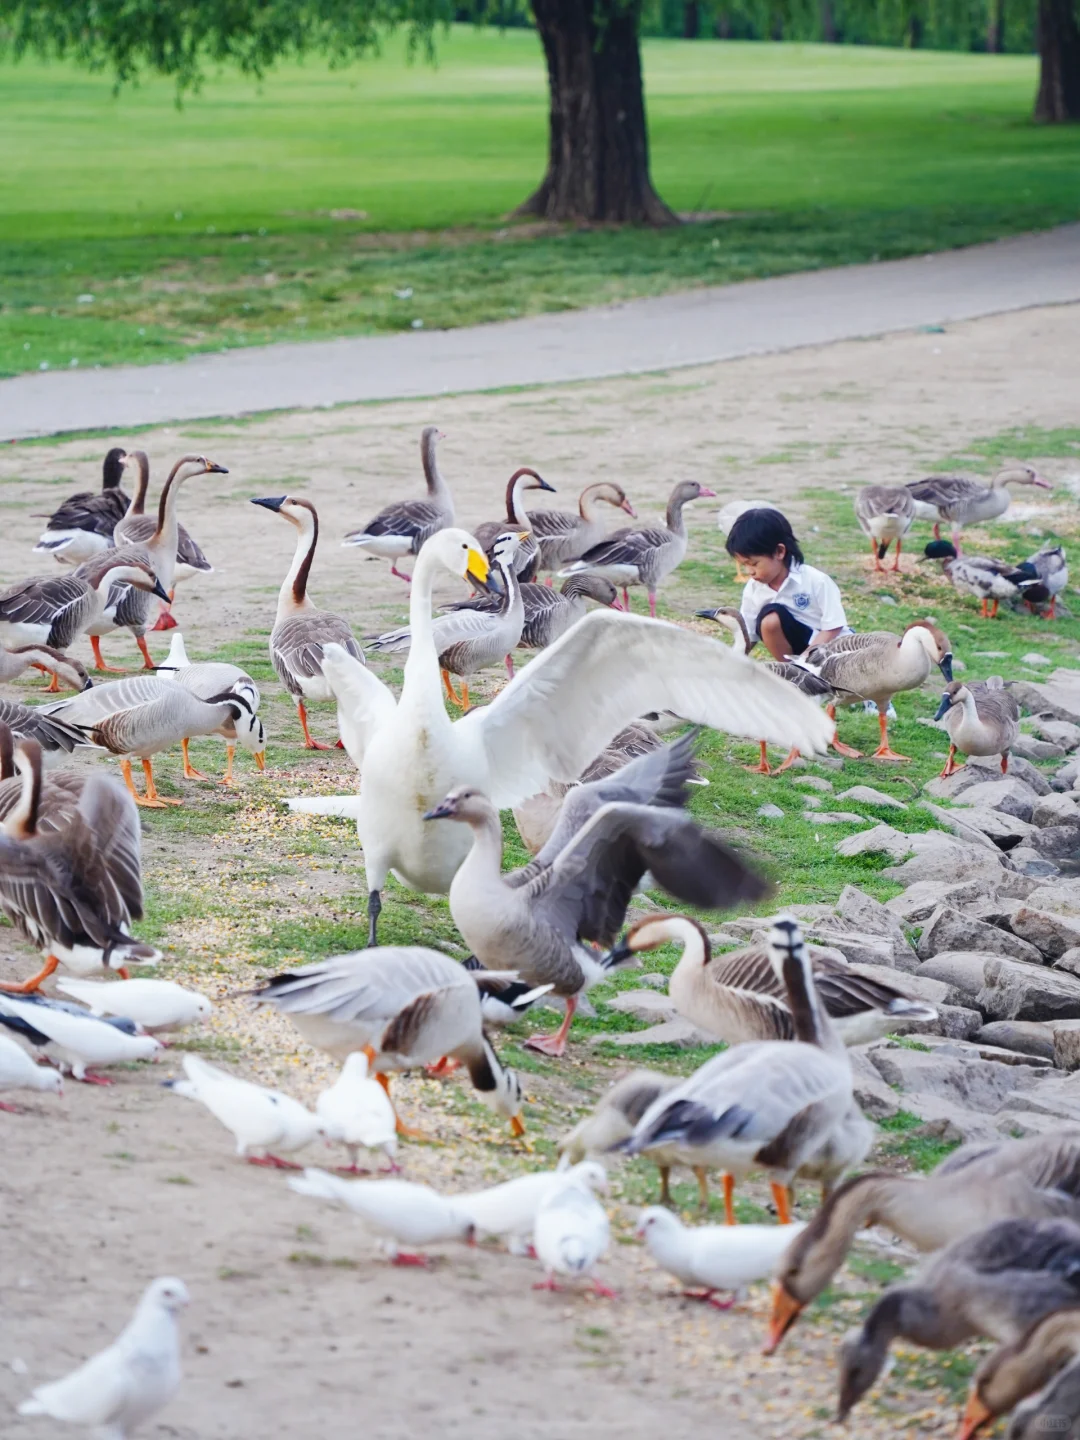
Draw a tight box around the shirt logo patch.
[793,593,811,610]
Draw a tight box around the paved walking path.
[2,224,1078,441]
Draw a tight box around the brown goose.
[252,495,365,749]
[561,479,716,615]
[853,484,915,572]
[472,468,556,581]
[529,482,637,573]
[0,644,91,694]
[32,447,132,566]
[959,1310,1080,1440]
[0,736,159,994]
[342,425,455,584]
[0,720,93,829]
[0,551,168,664]
[907,465,1051,549]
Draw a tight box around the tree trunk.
[820,0,837,41]
[986,0,1005,51]
[1035,0,1080,120]
[683,1,700,37]
[515,0,677,225]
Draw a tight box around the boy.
[726,507,848,661]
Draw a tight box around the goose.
[835,1218,1080,1422]
[533,1165,614,1297]
[853,484,915,572]
[43,674,266,806]
[1009,1355,1080,1440]
[441,572,620,656]
[165,1053,322,1167]
[0,1029,64,1110]
[252,495,366,749]
[456,1159,608,1253]
[528,482,637,573]
[1019,543,1069,619]
[560,479,716,615]
[959,1310,1080,1440]
[472,467,557,581]
[0,697,87,756]
[316,1052,398,1174]
[636,1208,805,1309]
[113,452,220,627]
[618,919,853,1227]
[791,619,953,762]
[0,643,91,694]
[934,677,1020,778]
[558,1068,696,1206]
[920,539,1035,618]
[0,722,91,825]
[0,992,162,1081]
[32,446,132,566]
[247,946,526,1136]
[0,737,160,994]
[369,531,528,704]
[426,783,769,1058]
[0,550,169,664]
[607,913,937,1047]
[156,631,262,785]
[906,465,1051,548]
[767,1130,1080,1352]
[287,1171,476,1265]
[55,977,212,1034]
[342,425,454,583]
[299,528,831,946]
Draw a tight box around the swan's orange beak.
[510,1114,526,1138]
[956,1391,994,1440]
[763,1281,803,1354]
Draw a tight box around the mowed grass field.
[3,31,1079,376]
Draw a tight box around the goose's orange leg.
[120,758,165,808]
[694,1167,710,1213]
[826,703,863,759]
[939,744,964,779]
[136,635,157,670]
[181,738,209,781]
[141,758,182,805]
[363,1047,430,1139]
[742,740,771,775]
[891,538,903,572]
[871,709,910,762]
[441,669,466,706]
[90,637,125,673]
[0,954,59,994]
[298,701,331,750]
[770,1181,793,1226]
[870,538,884,573]
[722,1173,736,1226]
[772,747,801,774]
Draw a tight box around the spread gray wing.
[354,501,445,550]
[578,528,665,566]
[0,698,88,754]
[0,574,86,631]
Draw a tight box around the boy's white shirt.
[739,561,849,638]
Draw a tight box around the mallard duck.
[854,485,915,572]
[959,1310,1080,1440]
[32,447,131,566]
[252,495,366,749]
[0,550,169,661]
[1019,543,1069,619]
[920,539,1034,618]
[342,425,454,584]
[442,572,619,654]
[472,468,557,582]
[0,643,90,694]
[560,479,716,615]
[907,465,1051,549]
[934,677,1020,778]
[528,482,637,573]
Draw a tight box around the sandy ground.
[1,303,1078,1439]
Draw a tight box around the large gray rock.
[1010,671,1080,726]
[883,833,1008,887]
[837,785,907,810]
[1052,757,1080,792]
[868,1042,1047,1113]
[1020,825,1080,861]
[918,950,1080,1021]
[1010,906,1080,959]
[833,887,919,968]
[1052,1021,1080,1072]
[1056,948,1080,978]
[953,777,1042,823]
[924,754,1051,800]
[1030,718,1080,752]
[1007,849,1063,879]
[917,906,1044,966]
[919,801,1019,851]
[848,1048,902,1120]
[801,924,903,972]
[885,876,1032,924]
[607,990,679,1024]
[976,1020,1057,1062]
[1028,880,1080,916]
[1001,1074,1080,1124]
[835,823,913,861]
[1012,735,1067,762]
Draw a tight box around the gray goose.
[442,572,619,653]
[425,757,768,1058]
[32,447,132,566]
[529,482,637,573]
[934,676,1020,779]
[0,736,158,994]
[853,484,915,572]
[960,1310,1080,1440]
[342,425,455,584]
[561,479,716,615]
[252,495,365,749]
[0,644,91,694]
[0,551,169,662]
[472,468,556,582]
[906,465,1051,549]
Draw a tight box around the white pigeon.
[0,994,162,1083]
[456,1160,608,1255]
[533,1169,614,1297]
[18,1275,189,1438]
[316,1051,398,1174]
[0,1030,63,1109]
[165,1053,322,1167]
[288,1170,476,1264]
[636,1207,805,1308]
[56,978,212,1034]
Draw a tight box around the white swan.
[289,527,833,944]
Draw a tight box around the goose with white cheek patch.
[533,1164,614,1297]
[636,1207,804,1309]
[316,1051,399,1174]
[288,1171,476,1266]
[342,425,454,583]
[934,676,1020,779]
[164,1053,322,1168]
[156,631,263,785]
[0,992,161,1084]
[0,643,91,695]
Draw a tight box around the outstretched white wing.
[319,641,398,770]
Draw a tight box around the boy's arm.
[808,626,842,648]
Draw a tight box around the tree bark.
[683,1,700,37]
[986,0,1004,51]
[1035,0,1080,120]
[820,0,837,41]
[515,0,677,225]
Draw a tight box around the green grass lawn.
[3,32,1079,376]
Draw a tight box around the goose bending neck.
[125,452,150,518]
[280,507,318,619]
[506,469,542,523]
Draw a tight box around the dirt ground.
[1,303,1078,1440]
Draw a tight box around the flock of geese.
[0,430,1073,1438]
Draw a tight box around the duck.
[156,632,262,785]
[472,467,556,581]
[456,1160,608,1253]
[32,446,132,566]
[791,620,953,762]
[528,482,637,573]
[316,1052,398,1174]
[43,674,266,806]
[906,465,1051,549]
[618,919,853,1227]
[369,531,528,704]
[252,495,366,749]
[854,484,915,572]
[767,1130,1080,1352]
[959,1309,1080,1440]
[934,677,1020,778]
[302,529,831,946]
[835,1217,1080,1421]
[636,1207,805,1309]
[0,992,162,1082]
[534,1165,614,1297]
[920,539,1035,618]
[55,977,212,1034]
[1019,543,1069,619]
[0,550,169,664]
[165,1053,322,1167]
[441,572,620,655]
[342,425,454,584]
[426,780,768,1058]
[287,1172,476,1265]
[0,736,160,993]
[607,913,938,1047]
[0,643,91,694]
[247,946,526,1136]
[560,479,716,615]
[0,1029,64,1110]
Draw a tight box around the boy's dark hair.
[725,507,805,569]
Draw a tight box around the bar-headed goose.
[959,1310,1080,1440]
[0,737,160,993]
[157,632,262,785]
[920,539,1036,618]
[370,531,528,704]
[342,425,454,583]
[529,482,637,573]
[559,479,716,615]
[853,484,915,572]
[32,447,132,566]
[473,468,556,582]
[0,551,169,663]
[253,495,365,749]
[0,643,91,694]
[248,947,526,1137]
[443,572,619,655]
[934,677,1020,778]
[906,465,1051,549]
[299,529,832,945]
[424,780,768,1057]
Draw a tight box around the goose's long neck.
[464,1033,504,1095]
[507,474,533,526]
[579,485,604,521]
[124,453,150,519]
[665,495,688,536]
[501,556,524,623]
[782,945,844,1057]
[279,513,317,620]
[666,919,711,1004]
[152,460,197,589]
[460,808,507,885]
[4,750,41,839]
[422,433,451,506]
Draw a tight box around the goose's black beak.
[695,609,720,620]
[422,797,457,821]
[206,462,230,474]
[933,692,953,721]
[938,653,954,683]
[536,477,557,493]
[151,579,170,602]
[602,936,635,969]
[251,496,286,512]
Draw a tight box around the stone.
[802,796,823,810]
[885,878,1009,924]
[1010,673,1080,725]
[973,651,1009,658]
[591,1019,720,1049]
[1031,718,1080,752]
[932,1005,986,1041]
[1056,949,1080,979]
[848,1048,902,1120]
[757,803,785,819]
[1022,653,1053,668]
[1020,826,1080,861]
[868,1042,1047,1112]
[969,898,1025,928]
[953,777,1041,823]
[919,949,1080,1021]
[1011,735,1067,762]
[975,1020,1057,1062]
[607,990,679,1023]
[883,833,1007,887]
[1052,758,1080,793]
[1008,850,1063,879]
[1027,880,1080,916]
[920,801,1030,851]
[995,1110,1064,1138]
[837,785,908,810]
[1034,793,1080,828]
[813,812,868,825]
[835,885,914,955]
[638,973,668,990]
[1001,1075,1080,1125]
[801,925,903,972]
[1052,1021,1080,1072]
[835,823,912,861]
[794,776,833,792]
[917,906,1044,966]
[1010,906,1080,959]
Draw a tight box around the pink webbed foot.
[79,1071,115,1086]
[523,1032,569,1058]
[390,564,412,585]
[591,1278,618,1299]
[0,1100,21,1112]
[391,1252,431,1268]
[247,1154,302,1170]
[533,1275,562,1292]
[151,608,178,631]
[336,1164,372,1176]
